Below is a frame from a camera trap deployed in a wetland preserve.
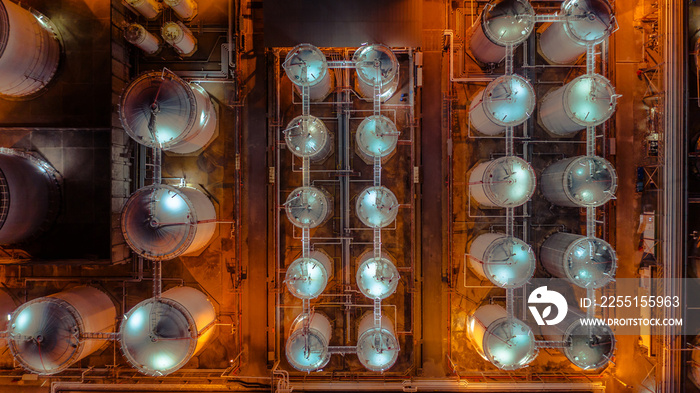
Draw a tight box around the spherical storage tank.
[539,73,616,136]
[541,156,617,207]
[353,44,399,102]
[283,44,334,101]
[540,0,615,64]
[285,186,332,228]
[120,287,216,376]
[540,233,616,288]
[285,250,333,300]
[469,156,536,208]
[121,184,216,261]
[356,186,399,228]
[285,312,332,372]
[124,23,161,56]
[356,250,400,300]
[285,115,333,162]
[357,313,399,372]
[355,115,400,163]
[469,0,535,64]
[469,233,535,288]
[120,70,217,154]
[469,74,535,135]
[0,0,60,98]
[8,286,116,375]
[468,304,536,370]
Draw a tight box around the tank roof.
[481,0,535,46]
[356,256,400,300]
[480,236,536,288]
[357,326,399,372]
[285,186,330,228]
[563,236,616,288]
[482,317,536,370]
[283,44,329,87]
[562,0,614,44]
[356,115,399,158]
[475,156,536,207]
[563,73,616,126]
[353,44,399,87]
[564,321,615,369]
[480,74,535,126]
[124,24,146,43]
[284,115,330,159]
[285,256,330,299]
[356,186,399,228]
[563,156,617,207]
[285,320,330,372]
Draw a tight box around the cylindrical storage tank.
[356,250,400,300]
[285,186,332,229]
[356,186,399,228]
[540,233,616,288]
[0,0,60,98]
[120,287,216,376]
[125,0,163,20]
[469,233,535,288]
[539,74,616,136]
[283,44,333,101]
[285,312,332,372]
[8,286,116,375]
[284,115,333,162]
[285,250,333,300]
[357,314,399,372]
[161,21,197,57]
[541,156,617,207]
[121,184,216,261]
[540,0,615,64]
[468,304,537,370]
[355,115,399,162]
[124,23,161,55]
[541,308,615,369]
[353,44,399,101]
[0,149,60,244]
[119,70,217,154]
[163,0,197,21]
[469,74,535,135]
[469,156,536,208]
[469,0,535,64]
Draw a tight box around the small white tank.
[356,314,399,372]
[356,250,400,300]
[469,156,536,208]
[469,233,535,288]
[283,44,334,101]
[355,115,400,162]
[285,250,333,300]
[541,156,617,207]
[124,23,161,55]
[284,115,333,162]
[540,233,616,289]
[469,0,535,64]
[539,74,617,136]
[469,304,537,370]
[469,74,535,135]
[356,186,399,228]
[353,44,400,101]
[285,312,332,372]
[162,21,197,57]
[285,186,332,228]
[125,0,163,20]
[163,0,198,21]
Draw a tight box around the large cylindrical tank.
[469,156,536,208]
[161,21,197,57]
[541,308,615,369]
[7,286,116,375]
[163,0,198,21]
[124,23,161,56]
[285,250,333,300]
[0,149,60,245]
[121,184,216,261]
[353,44,399,101]
[539,74,616,136]
[541,156,617,207]
[540,0,615,64]
[356,313,399,372]
[469,233,535,288]
[468,304,536,370]
[283,44,334,101]
[285,186,332,229]
[120,70,217,154]
[285,115,333,162]
[355,115,399,162]
[540,233,616,288]
[356,250,400,300]
[125,0,163,20]
[356,186,399,228]
[469,0,535,64]
[285,312,332,372]
[120,287,216,376]
[469,74,535,135]
[0,0,60,98]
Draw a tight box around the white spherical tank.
[469,0,535,64]
[355,115,400,162]
[468,304,537,370]
[539,74,616,136]
[163,0,198,21]
[541,309,615,370]
[356,186,399,228]
[285,250,333,300]
[356,313,399,372]
[120,70,217,154]
[469,233,536,288]
[285,115,333,161]
[121,184,216,261]
[120,287,216,376]
[353,44,399,101]
[356,251,400,300]
[283,44,334,101]
[469,156,536,208]
[8,286,116,375]
[285,186,332,229]
[0,0,60,98]
[124,23,161,55]
[469,74,535,135]
[540,233,616,288]
[540,0,615,64]
[541,156,617,207]
[285,312,332,372]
